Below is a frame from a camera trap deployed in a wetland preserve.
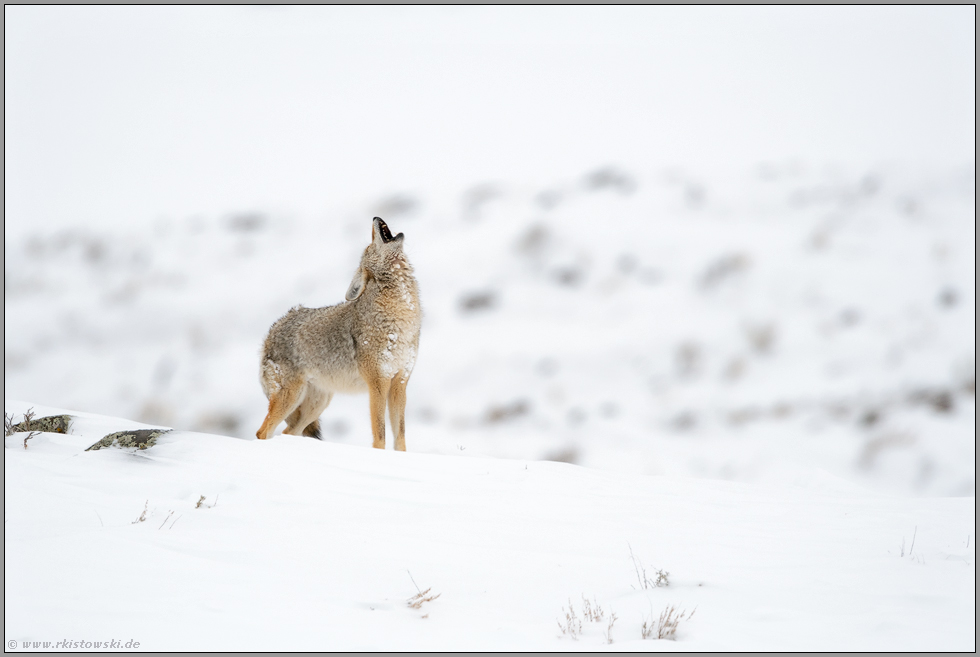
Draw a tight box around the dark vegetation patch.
[484,399,531,425]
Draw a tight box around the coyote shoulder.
[256,217,422,450]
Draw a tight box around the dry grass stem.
[605,612,618,644]
[560,595,618,641]
[406,587,441,609]
[132,500,148,524]
[406,570,440,610]
[158,510,174,529]
[23,430,40,449]
[557,599,582,640]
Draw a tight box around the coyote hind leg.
[256,380,306,440]
[285,388,333,439]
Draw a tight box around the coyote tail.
[303,420,322,440]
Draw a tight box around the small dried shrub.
[629,544,669,589]
[559,596,617,641]
[581,595,605,622]
[6,408,46,449]
[196,494,219,509]
[641,605,696,641]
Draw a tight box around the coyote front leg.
[388,372,409,452]
[365,373,392,449]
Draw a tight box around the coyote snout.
[256,217,422,450]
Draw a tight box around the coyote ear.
[345,267,367,301]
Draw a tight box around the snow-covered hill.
[4,401,974,651]
[4,163,975,497]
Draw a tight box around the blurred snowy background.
[5,6,975,495]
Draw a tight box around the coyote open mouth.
[374,217,395,243]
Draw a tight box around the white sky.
[4,6,975,234]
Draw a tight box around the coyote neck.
[354,263,420,383]
[375,274,419,315]
[370,252,414,284]
[372,255,418,305]
[359,252,420,332]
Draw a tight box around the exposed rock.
[86,429,170,451]
[9,414,72,435]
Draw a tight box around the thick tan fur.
[256,217,421,450]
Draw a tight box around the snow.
[5,162,974,497]
[4,6,975,651]
[4,400,974,651]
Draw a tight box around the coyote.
[256,217,422,450]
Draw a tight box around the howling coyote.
[256,217,422,450]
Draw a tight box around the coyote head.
[346,217,407,301]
